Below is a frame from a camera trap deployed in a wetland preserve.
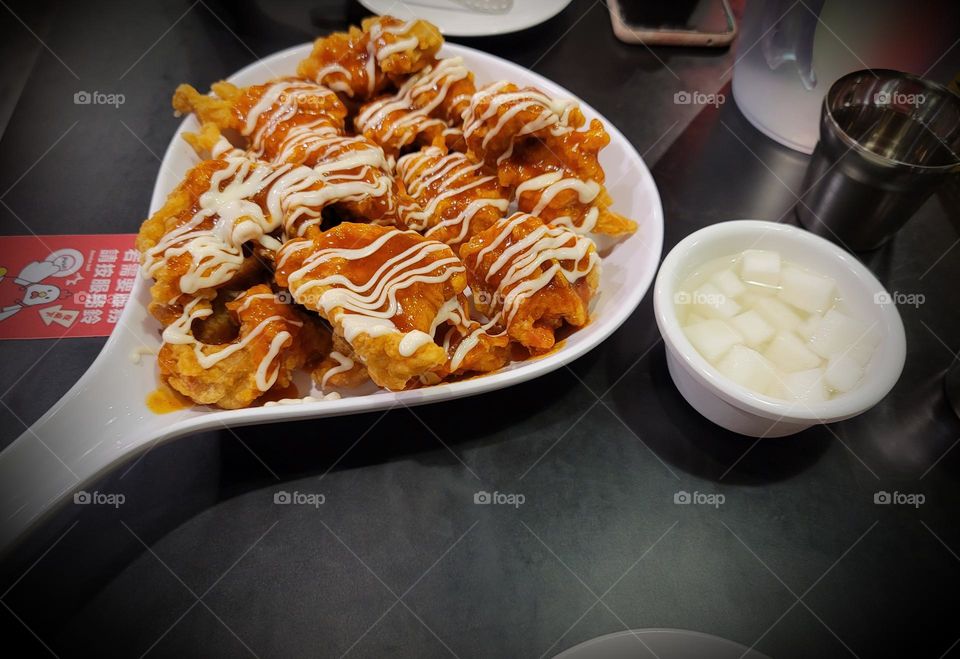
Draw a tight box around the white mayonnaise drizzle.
[355,57,471,151]
[320,350,355,389]
[430,296,504,371]
[160,295,302,393]
[469,213,599,326]
[242,80,339,156]
[312,63,354,97]
[256,331,293,391]
[462,82,579,154]
[514,171,602,234]
[366,19,418,61]
[129,345,156,364]
[263,393,340,406]
[279,228,464,358]
[309,19,419,98]
[143,157,292,294]
[396,147,508,240]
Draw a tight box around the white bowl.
[653,220,906,437]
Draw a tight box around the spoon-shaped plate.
[0,42,663,551]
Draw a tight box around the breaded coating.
[158,285,326,409]
[396,147,509,247]
[312,333,370,390]
[508,140,637,236]
[297,17,441,101]
[354,57,475,158]
[274,223,457,389]
[172,79,347,162]
[278,132,410,235]
[275,222,507,389]
[361,16,442,76]
[459,212,600,353]
[180,121,237,159]
[136,154,303,324]
[462,81,635,236]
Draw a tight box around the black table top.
[2,1,959,657]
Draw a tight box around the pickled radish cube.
[766,379,787,399]
[744,281,778,296]
[740,249,781,286]
[763,331,822,372]
[796,313,823,341]
[777,266,836,313]
[693,282,741,319]
[730,310,775,348]
[685,312,707,325]
[751,297,803,331]
[846,334,881,367]
[685,319,743,362]
[824,354,864,393]
[715,345,777,393]
[710,269,746,299]
[780,368,828,402]
[808,309,878,360]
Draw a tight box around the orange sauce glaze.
[256,381,301,405]
[146,383,193,414]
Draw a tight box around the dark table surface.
[2,1,960,657]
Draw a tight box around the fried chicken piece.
[138,141,411,319]
[509,146,637,236]
[172,79,347,163]
[312,333,370,390]
[274,223,454,389]
[138,132,409,290]
[462,82,635,236]
[158,285,327,409]
[297,17,442,101]
[354,57,476,158]
[431,299,510,379]
[177,125,413,235]
[280,133,410,235]
[459,212,600,353]
[180,121,242,160]
[396,147,509,246]
[178,121,413,234]
[355,95,449,159]
[362,16,442,76]
[275,222,505,389]
[461,82,601,175]
[406,57,476,125]
[136,157,287,324]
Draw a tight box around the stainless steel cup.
[796,69,960,251]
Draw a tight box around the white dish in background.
[0,42,663,551]
[654,220,905,438]
[359,0,573,37]
[554,628,771,659]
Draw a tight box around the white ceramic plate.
[359,0,573,37]
[0,42,662,550]
[554,628,771,658]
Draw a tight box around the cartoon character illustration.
[0,248,83,322]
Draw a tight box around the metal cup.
[796,69,960,251]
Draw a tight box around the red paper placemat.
[0,234,138,340]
